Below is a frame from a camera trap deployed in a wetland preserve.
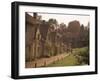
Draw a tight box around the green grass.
[46,47,89,67]
[47,54,78,67]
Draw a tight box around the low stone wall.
[25,53,69,68]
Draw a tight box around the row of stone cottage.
[25,13,89,62]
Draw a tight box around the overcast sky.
[28,12,90,26]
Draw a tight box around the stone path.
[25,53,70,68]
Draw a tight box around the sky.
[28,12,90,27]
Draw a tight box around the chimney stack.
[33,13,37,19]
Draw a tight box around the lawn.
[47,47,89,67]
[47,54,78,67]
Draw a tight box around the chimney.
[33,13,37,19]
